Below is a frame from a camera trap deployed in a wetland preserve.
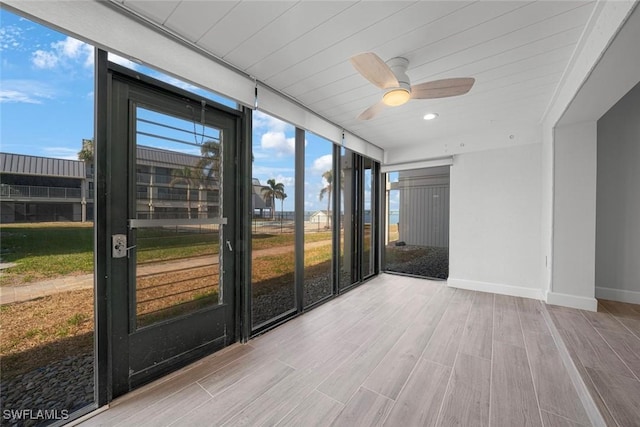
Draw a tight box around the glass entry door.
[339,149,379,290]
[107,67,239,396]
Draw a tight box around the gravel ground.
[252,272,335,326]
[384,245,449,279]
[1,354,93,427]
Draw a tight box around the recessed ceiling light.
[423,113,439,121]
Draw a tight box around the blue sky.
[1,10,94,159]
[0,9,339,213]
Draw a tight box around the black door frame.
[339,149,380,292]
[94,49,382,403]
[96,55,244,398]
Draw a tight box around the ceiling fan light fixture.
[423,113,439,120]
[382,88,411,106]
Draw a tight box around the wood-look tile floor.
[547,299,640,427]
[80,274,617,427]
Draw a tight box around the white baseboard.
[447,278,543,300]
[595,286,640,304]
[545,291,598,311]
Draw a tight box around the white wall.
[540,126,554,296]
[448,143,542,299]
[539,1,637,311]
[595,83,640,304]
[549,122,598,310]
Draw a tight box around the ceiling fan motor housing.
[382,57,411,106]
[386,57,411,88]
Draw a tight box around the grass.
[0,223,94,284]
[0,288,94,377]
[252,231,331,251]
[251,241,333,296]
[0,223,333,285]
[0,222,335,378]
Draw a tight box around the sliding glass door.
[250,112,297,329]
[249,131,380,332]
[339,149,380,291]
[383,166,450,279]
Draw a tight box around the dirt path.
[0,240,332,305]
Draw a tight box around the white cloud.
[253,110,288,133]
[0,25,25,52]
[107,53,138,70]
[84,51,95,69]
[252,151,271,160]
[305,179,332,212]
[32,36,94,70]
[153,73,200,92]
[58,37,85,59]
[0,89,40,104]
[0,80,57,104]
[41,146,80,160]
[274,175,295,191]
[310,154,333,175]
[32,49,59,68]
[261,131,295,157]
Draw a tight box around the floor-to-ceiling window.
[339,149,380,290]
[250,126,381,331]
[362,157,377,279]
[250,111,297,328]
[383,166,450,279]
[0,11,96,424]
[303,133,334,308]
[339,148,356,290]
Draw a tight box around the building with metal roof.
[0,146,270,223]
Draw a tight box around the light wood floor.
[547,299,640,427]
[78,274,638,427]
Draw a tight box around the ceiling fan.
[350,52,475,120]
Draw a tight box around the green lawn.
[1,223,94,283]
[0,223,333,285]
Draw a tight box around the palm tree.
[170,166,201,219]
[261,178,285,220]
[196,140,220,184]
[77,138,94,162]
[319,170,333,228]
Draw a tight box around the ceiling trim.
[256,82,343,144]
[543,0,638,128]
[559,3,640,125]
[343,132,384,162]
[381,157,453,173]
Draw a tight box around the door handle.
[226,240,233,252]
[112,234,136,258]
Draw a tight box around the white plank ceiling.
[116,0,596,153]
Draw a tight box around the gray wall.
[596,82,640,303]
[397,166,450,248]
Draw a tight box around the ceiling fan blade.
[350,53,399,89]
[410,78,475,99]
[357,101,386,121]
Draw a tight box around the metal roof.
[136,145,203,169]
[0,152,86,179]
[0,145,215,178]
